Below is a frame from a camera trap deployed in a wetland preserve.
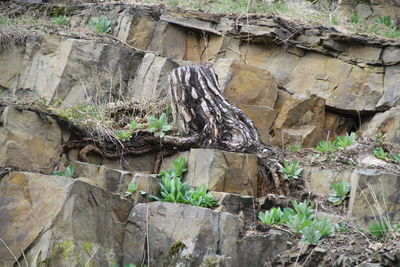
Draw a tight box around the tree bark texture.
[168,65,262,154]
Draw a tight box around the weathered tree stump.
[168,65,283,194]
[168,65,262,153]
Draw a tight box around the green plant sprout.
[54,15,70,26]
[316,140,336,153]
[374,147,387,160]
[147,113,173,138]
[124,181,139,197]
[53,165,75,177]
[259,207,283,225]
[127,120,145,131]
[279,161,303,180]
[328,180,351,205]
[88,17,112,34]
[115,130,132,141]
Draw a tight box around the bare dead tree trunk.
[168,65,262,154]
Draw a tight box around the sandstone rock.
[348,169,400,227]
[213,59,278,107]
[123,202,243,266]
[0,172,73,266]
[346,45,381,63]
[73,160,133,193]
[237,43,301,86]
[129,172,160,200]
[186,149,258,195]
[237,104,278,145]
[377,65,400,109]
[149,21,187,60]
[24,177,132,266]
[272,92,325,148]
[210,191,255,217]
[355,4,373,19]
[324,112,355,141]
[382,46,400,65]
[129,53,179,99]
[360,106,400,145]
[15,37,142,104]
[287,52,384,112]
[0,46,25,91]
[103,153,157,173]
[115,14,157,50]
[302,167,354,195]
[67,150,157,173]
[0,107,62,173]
[237,230,294,266]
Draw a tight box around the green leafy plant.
[292,200,314,220]
[390,153,400,163]
[53,165,75,177]
[375,16,396,29]
[312,217,334,238]
[369,219,389,239]
[374,147,388,160]
[115,130,132,141]
[147,113,173,138]
[54,15,70,26]
[328,180,351,205]
[350,13,361,24]
[185,185,218,208]
[301,226,322,245]
[127,120,144,131]
[333,132,356,150]
[124,181,139,197]
[259,207,283,225]
[88,17,112,34]
[152,175,191,203]
[151,157,217,208]
[286,213,312,234]
[289,145,300,152]
[316,140,336,154]
[279,161,303,180]
[335,222,348,232]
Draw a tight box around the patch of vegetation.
[279,161,303,180]
[259,207,283,225]
[316,133,356,154]
[328,180,351,206]
[259,200,334,245]
[373,147,387,160]
[368,217,400,240]
[390,153,400,163]
[289,145,300,152]
[316,140,336,154]
[53,165,75,177]
[88,17,112,34]
[57,104,104,121]
[151,157,218,208]
[333,132,356,150]
[124,181,139,197]
[115,130,132,141]
[184,185,218,207]
[54,15,70,26]
[127,120,145,131]
[375,16,396,29]
[147,113,173,138]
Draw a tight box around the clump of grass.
[54,15,70,26]
[88,17,112,34]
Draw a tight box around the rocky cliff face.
[0,1,399,266]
